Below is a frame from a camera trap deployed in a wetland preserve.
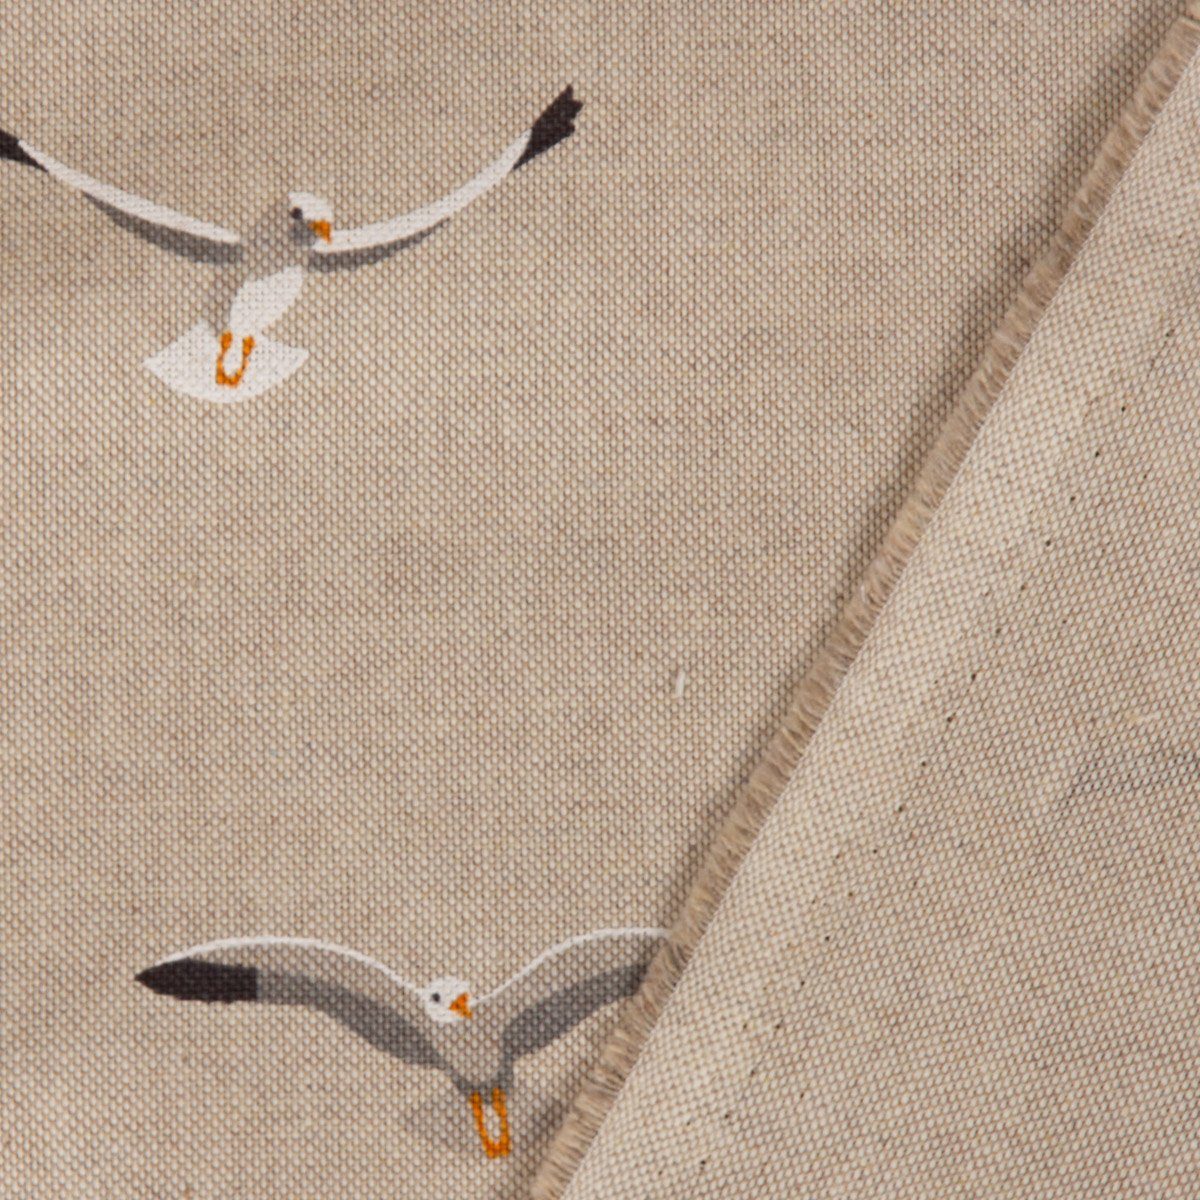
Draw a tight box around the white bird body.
[1,87,582,401]
[228,265,306,335]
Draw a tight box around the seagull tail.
[143,321,308,403]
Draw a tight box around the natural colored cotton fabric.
[0,2,1192,1198]
[555,10,1200,1197]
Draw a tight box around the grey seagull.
[136,926,663,1159]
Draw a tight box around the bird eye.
[289,206,302,219]
[431,993,441,1003]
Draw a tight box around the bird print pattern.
[0,87,582,401]
[136,927,664,1159]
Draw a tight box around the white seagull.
[0,87,581,401]
[136,926,664,1159]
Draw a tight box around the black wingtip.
[0,128,45,171]
[136,959,259,1003]
[515,85,582,170]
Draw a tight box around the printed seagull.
[0,86,581,402]
[136,926,664,1159]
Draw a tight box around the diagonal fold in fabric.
[537,5,1200,1196]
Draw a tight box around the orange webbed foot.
[469,1087,512,1158]
[215,330,255,387]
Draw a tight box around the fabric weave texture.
[2,2,1197,1197]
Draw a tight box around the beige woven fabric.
[558,12,1200,1197]
[0,2,1189,1197]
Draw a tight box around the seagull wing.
[136,936,443,1070]
[477,927,665,1063]
[312,85,582,260]
[2,126,242,263]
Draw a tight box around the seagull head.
[420,977,475,1024]
[287,191,334,245]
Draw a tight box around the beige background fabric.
[0,2,1187,1196]
[561,26,1200,1198]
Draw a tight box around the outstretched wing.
[479,927,666,1062]
[1,126,242,263]
[136,936,442,1070]
[312,85,582,259]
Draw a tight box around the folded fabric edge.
[531,5,1200,1196]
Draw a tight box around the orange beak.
[309,219,332,244]
[450,992,474,1020]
